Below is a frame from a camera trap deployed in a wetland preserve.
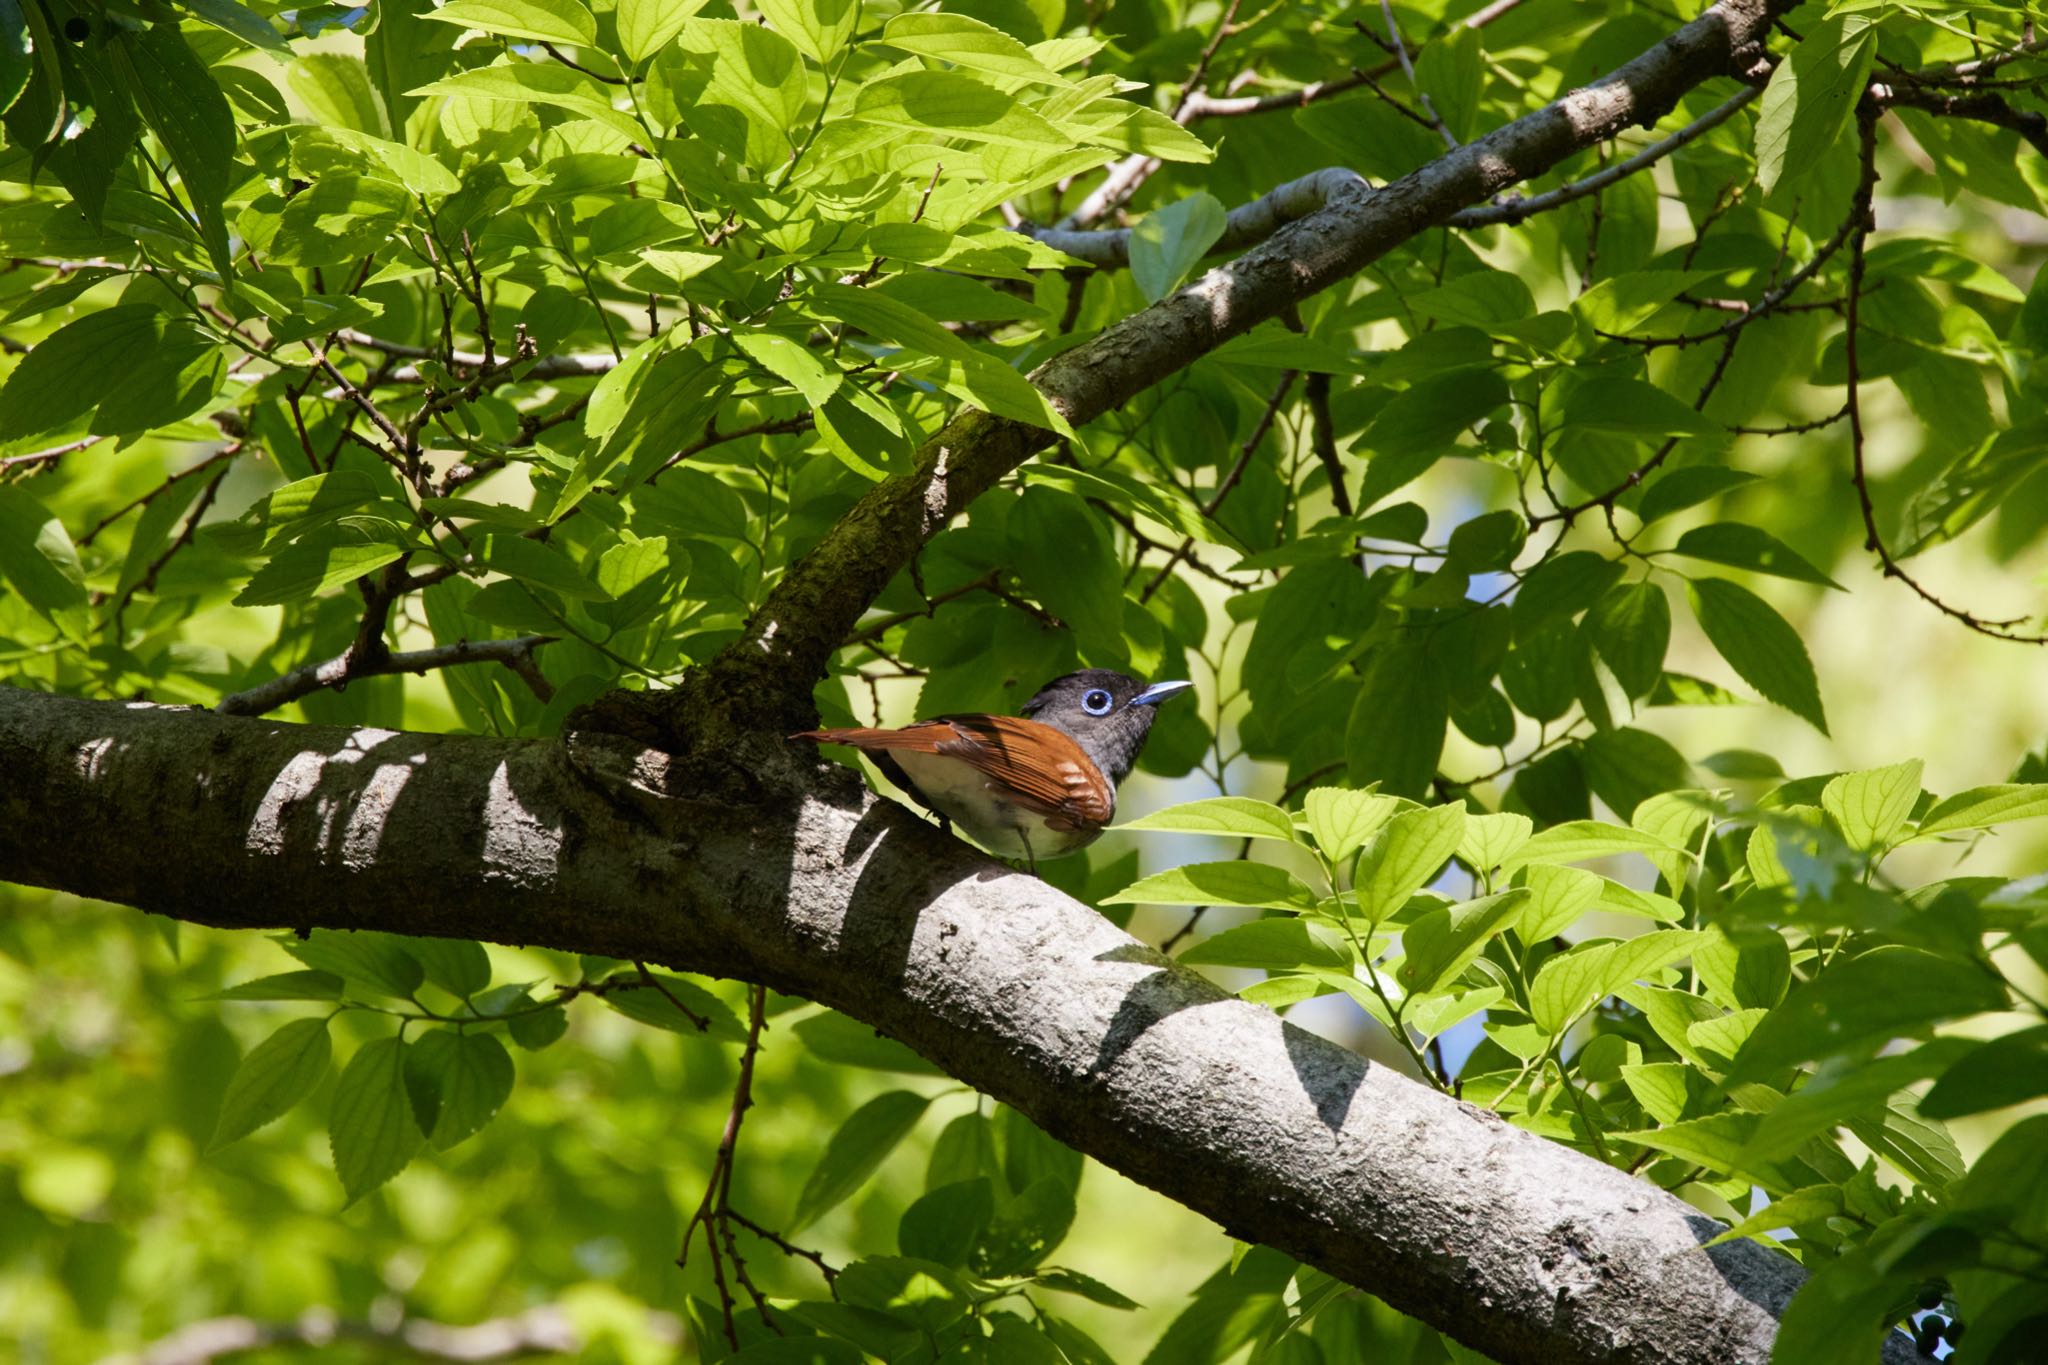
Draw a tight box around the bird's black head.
[1020,669,1193,786]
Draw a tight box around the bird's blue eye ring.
[1082,688,1114,716]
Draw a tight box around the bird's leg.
[1019,829,1038,878]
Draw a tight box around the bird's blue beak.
[1132,680,1194,707]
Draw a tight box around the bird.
[793,669,1193,872]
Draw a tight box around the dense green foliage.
[4,0,2048,1360]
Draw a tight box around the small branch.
[1728,404,1849,436]
[538,39,627,84]
[124,465,230,606]
[1843,108,2048,645]
[337,330,616,382]
[679,984,773,1347]
[1379,0,1458,148]
[726,1208,839,1286]
[216,637,558,717]
[1026,167,1371,267]
[1174,0,1247,118]
[1870,81,2048,158]
[1452,85,1762,229]
[78,445,241,547]
[1033,85,1763,271]
[0,435,103,470]
[634,959,711,1031]
[1895,33,2046,85]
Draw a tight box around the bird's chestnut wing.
[795,717,1113,827]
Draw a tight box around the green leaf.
[479,533,608,601]
[1633,467,1758,526]
[1397,890,1528,995]
[1527,929,1703,1035]
[1821,760,1922,853]
[403,938,492,999]
[1575,270,1723,335]
[180,0,292,54]
[1692,929,1791,1012]
[1705,1186,1843,1247]
[792,1091,933,1231]
[616,0,708,62]
[808,282,1070,435]
[1177,919,1350,971]
[1302,789,1401,866]
[1920,1026,2048,1119]
[1686,578,1828,734]
[1456,812,1533,873]
[1914,784,2048,836]
[0,0,35,124]
[1609,1113,1783,1185]
[408,62,639,140]
[423,0,598,46]
[733,330,842,408]
[119,25,236,277]
[1510,551,1623,638]
[0,305,164,440]
[601,972,747,1041]
[1725,946,2010,1085]
[793,1011,946,1076]
[1033,1267,1140,1311]
[1581,727,1693,823]
[0,487,88,626]
[1755,14,1879,194]
[1586,580,1670,698]
[1747,1041,1972,1161]
[233,520,414,607]
[1560,377,1718,438]
[508,1005,570,1051]
[1501,820,1678,870]
[1346,643,1447,798]
[1672,523,1841,589]
[1354,804,1465,922]
[205,971,345,1002]
[1022,464,1227,550]
[1515,864,1603,942]
[679,17,806,166]
[1116,797,1296,843]
[1129,193,1227,304]
[281,930,425,1000]
[1007,487,1121,645]
[329,1036,424,1203]
[1101,862,1320,912]
[210,1017,333,1150]
[1357,370,1510,457]
[882,13,1060,84]
[851,70,1067,149]
[404,1029,514,1149]
[899,1177,994,1267]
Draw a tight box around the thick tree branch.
[0,687,1914,1365]
[694,0,1795,733]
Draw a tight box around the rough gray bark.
[0,689,1914,1365]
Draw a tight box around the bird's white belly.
[890,751,1102,861]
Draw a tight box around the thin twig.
[1842,107,2048,644]
[1142,370,1299,601]
[679,984,772,1347]
[1452,85,1762,229]
[1378,0,1457,148]
[216,636,558,717]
